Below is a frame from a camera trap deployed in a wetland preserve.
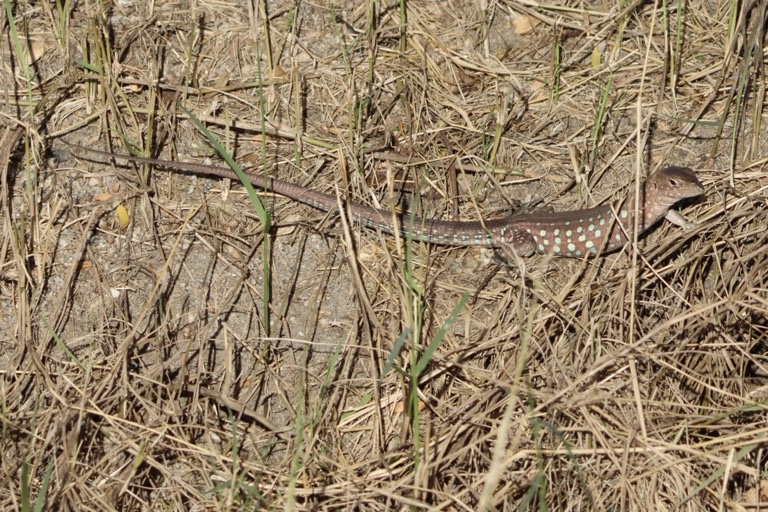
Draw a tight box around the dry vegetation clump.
[2,0,768,510]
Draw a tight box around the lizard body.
[68,145,704,257]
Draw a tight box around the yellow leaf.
[116,204,130,229]
[512,15,534,35]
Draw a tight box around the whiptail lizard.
[67,144,705,258]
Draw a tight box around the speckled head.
[645,167,704,219]
[646,166,705,207]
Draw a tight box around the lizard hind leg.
[497,228,537,262]
[509,201,555,216]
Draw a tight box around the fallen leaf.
[115,204,130,229]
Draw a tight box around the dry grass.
[2,0,768,510]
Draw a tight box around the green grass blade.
[181,107,269,230]
[414,293,468,376]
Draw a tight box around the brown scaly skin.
[66,144,704,258]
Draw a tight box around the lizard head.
[646,166,705,208]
